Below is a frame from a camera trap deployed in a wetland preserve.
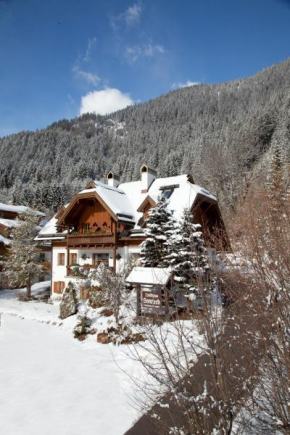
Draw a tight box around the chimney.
[140,164,157,193]
[107,171,120,188]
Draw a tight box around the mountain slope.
[1,58,290,213]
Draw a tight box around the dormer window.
[159,183,179,200]
[161,189,173,200]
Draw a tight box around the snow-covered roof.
[0,234,11,246]
[79,180,135,222]
[118,174,217,222]
[0,218,21,229]
[35,216,66,240]
[0,203,45,217]
[36,173,218,241]
[36,216,58,236]
[126,267,172,286]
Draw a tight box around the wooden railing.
[67,232,115,246]
[66,265,114,276]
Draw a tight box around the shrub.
[73,310,92,340]
[59,282,78,319]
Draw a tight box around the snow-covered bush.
[88,285,107,309]
[59,281,78,319]
[95,264,126,324]
[73,308,92,340]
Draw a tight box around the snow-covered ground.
[0,284,140,435]
[0,284,205,435]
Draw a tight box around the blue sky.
[0,0,290,137]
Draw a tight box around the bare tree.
[125,253,259,435]
[230,183,290,434]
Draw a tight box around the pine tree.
[140,197,175,267]
[166,208,209,291]
[73,308,92,340]
[1,212,47,298]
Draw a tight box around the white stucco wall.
[51,244,142,297]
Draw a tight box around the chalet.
[0,203,50,289]
[36,165,229,298]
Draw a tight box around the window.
[57,253,65,266]
[70,253,77,265]
[93,253,109,267]
[161,189,173,199]
[39,253,45,262]
[83,223,90,233]
[54,281,65,294]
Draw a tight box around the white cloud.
[124,3,142,25]
[83,37,97,62]
[126,43,165,63]
[171,80,200,89]
[110,2,142,29]
[80,88,133,115]
[72,64,100,86]
[72,37,100,86]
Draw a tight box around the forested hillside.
[1,58,290,215]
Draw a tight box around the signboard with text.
[142,291,163,308]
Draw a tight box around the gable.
[137,195,157,213]
[192,193,230,249]
[76,201,113,233]
[57,192,118,227]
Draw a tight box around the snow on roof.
[126,267,172,285]
[0,234,11,246]
[80,180,136,220]
[0,218,21,229]
[41,173,218,240]
[37,216,58,237]
[117,180,147,224]
[119,174,217,221]
[0,203,45,216]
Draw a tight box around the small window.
[57,253,65,266]
[70,253,77,265]
[39,253,45,262]
[93,253,109,267]
[162,189,173,199]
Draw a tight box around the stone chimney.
[107,171,120,188]
[140,164,157,193]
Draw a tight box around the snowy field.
[0,284,140,435]
[0,283,205,435]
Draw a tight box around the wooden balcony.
[67,232,115,247]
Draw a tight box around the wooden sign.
[142,291,163,308]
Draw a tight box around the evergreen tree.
[1,212,47,299]
[73,308,92,340]
[166,208,209,291]
[140,197,175,267]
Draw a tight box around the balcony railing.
[66,264,114,276]
[67,232,115,246]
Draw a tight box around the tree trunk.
[26,278,31,299]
